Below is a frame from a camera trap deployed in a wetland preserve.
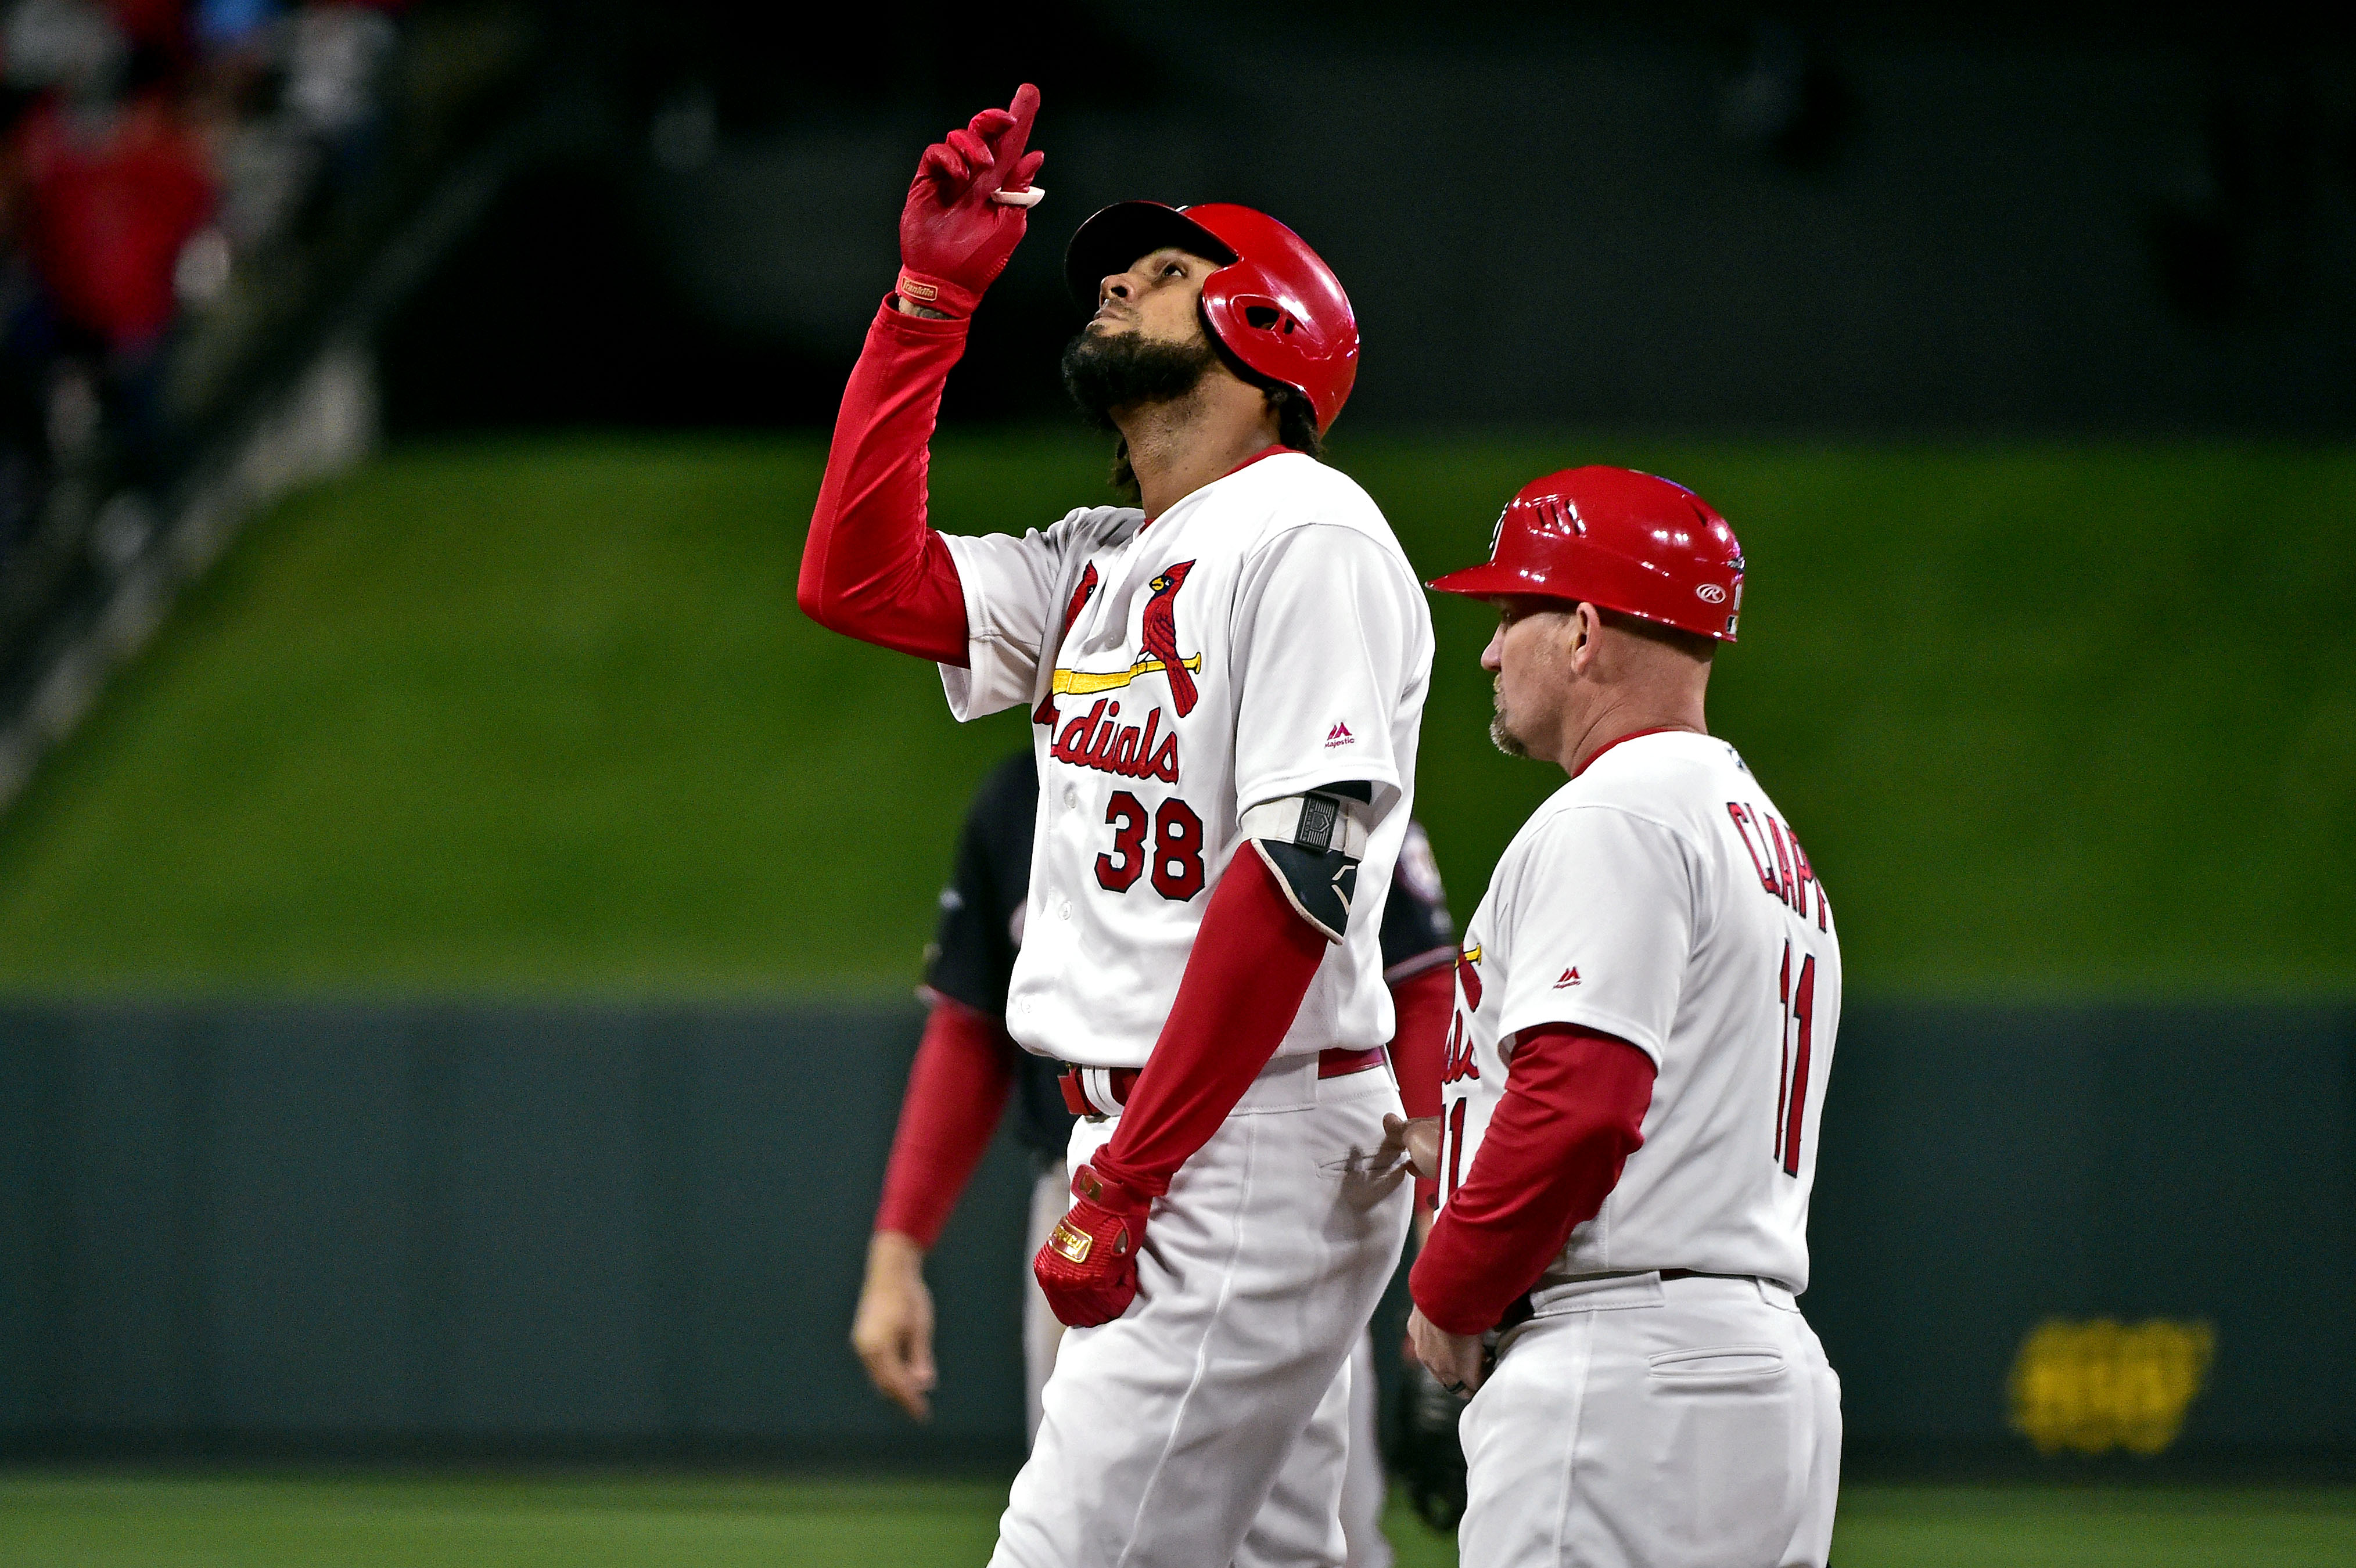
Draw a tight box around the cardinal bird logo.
[1456,940,1484,1011]
[1034,564,1100,728]
[1141,561,1200,717]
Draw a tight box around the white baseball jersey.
[939,450,1434,1069]
[1438,729,1841,1293]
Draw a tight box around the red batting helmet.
[1065,201,1358,433]
[1428,467,1746,642]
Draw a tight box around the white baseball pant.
[1457,1272,1841,1568]
[1028,1160,1396,1564]
[992,1055,1413,1568]
[1339,1330,1394,1568]
[1025,1161,1072,1446]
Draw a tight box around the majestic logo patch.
[1324,721,1355,747]
[1553,966,1581,988]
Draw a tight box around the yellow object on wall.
[2008,1318,2215,1455]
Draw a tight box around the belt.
[1059,1046,1388,1118]
[1495,1271,1760,1335]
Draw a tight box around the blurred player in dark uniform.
[854,750,1456,1567]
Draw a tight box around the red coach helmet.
[1065,201,1358,433]
[1428,467,1746,642]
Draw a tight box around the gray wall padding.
[1,1000,2348,1459]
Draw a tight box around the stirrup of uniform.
[1241,786,1373,944]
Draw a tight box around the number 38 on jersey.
[1096,792,1205,901]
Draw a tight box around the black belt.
[1496,1271,1762,1335]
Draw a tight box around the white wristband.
[1239,792,1371,860]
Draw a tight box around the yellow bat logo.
[1051,654,1205,697]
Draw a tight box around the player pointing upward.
[800,85,1432,1568]
[1399,467,1843,1568]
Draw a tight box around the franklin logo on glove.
[1033,1163,1150,1326]
[894,84,1046,320]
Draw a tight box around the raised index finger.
[991,82,1041,176]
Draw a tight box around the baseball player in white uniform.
[849,748,1459,1568]
[799,85,1432,1567]
[1393,466,1843,1567]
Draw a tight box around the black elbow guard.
[1244,788,1373,944]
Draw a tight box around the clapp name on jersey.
[1726,800,1830,931]
[1048,699,1181,783]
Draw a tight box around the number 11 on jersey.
[1775,938,1816,1177]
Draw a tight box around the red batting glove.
[1032,1161,1151,1328]
[897,83,1046,318]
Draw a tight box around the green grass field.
[0,432,2346,995]
[2,1473,2353,1567]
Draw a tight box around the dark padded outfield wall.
[0,1002,1032,1462]
[1812,1002,2356,1461]
[1,1001,2349,1462]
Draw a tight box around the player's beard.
[1061,327,1222,429]
[1489,677,1530,758]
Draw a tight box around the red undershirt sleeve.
[1387,963,1456,1210]
[1409,1024,1657,1336]
[1388,963,1453,1121]
[873,995,1017,1249]
[797,298,974,666]
[1089,850,1328,1196]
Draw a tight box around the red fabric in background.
[872,997,1015,1249]
[1388,964,1453,1120]
[1091,847,1327,1196]
[1409,1024,1655,1336]
[798,300,974,664]
[1386,962,1455,1211]
[15,95,216,351]
[108,0,189,53]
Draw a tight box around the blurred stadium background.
[0,1,2351,1563]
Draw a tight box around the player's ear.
[1565,602,1599,671]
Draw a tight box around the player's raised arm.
[854,186,1428,1563]
[797,85,1046,663]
